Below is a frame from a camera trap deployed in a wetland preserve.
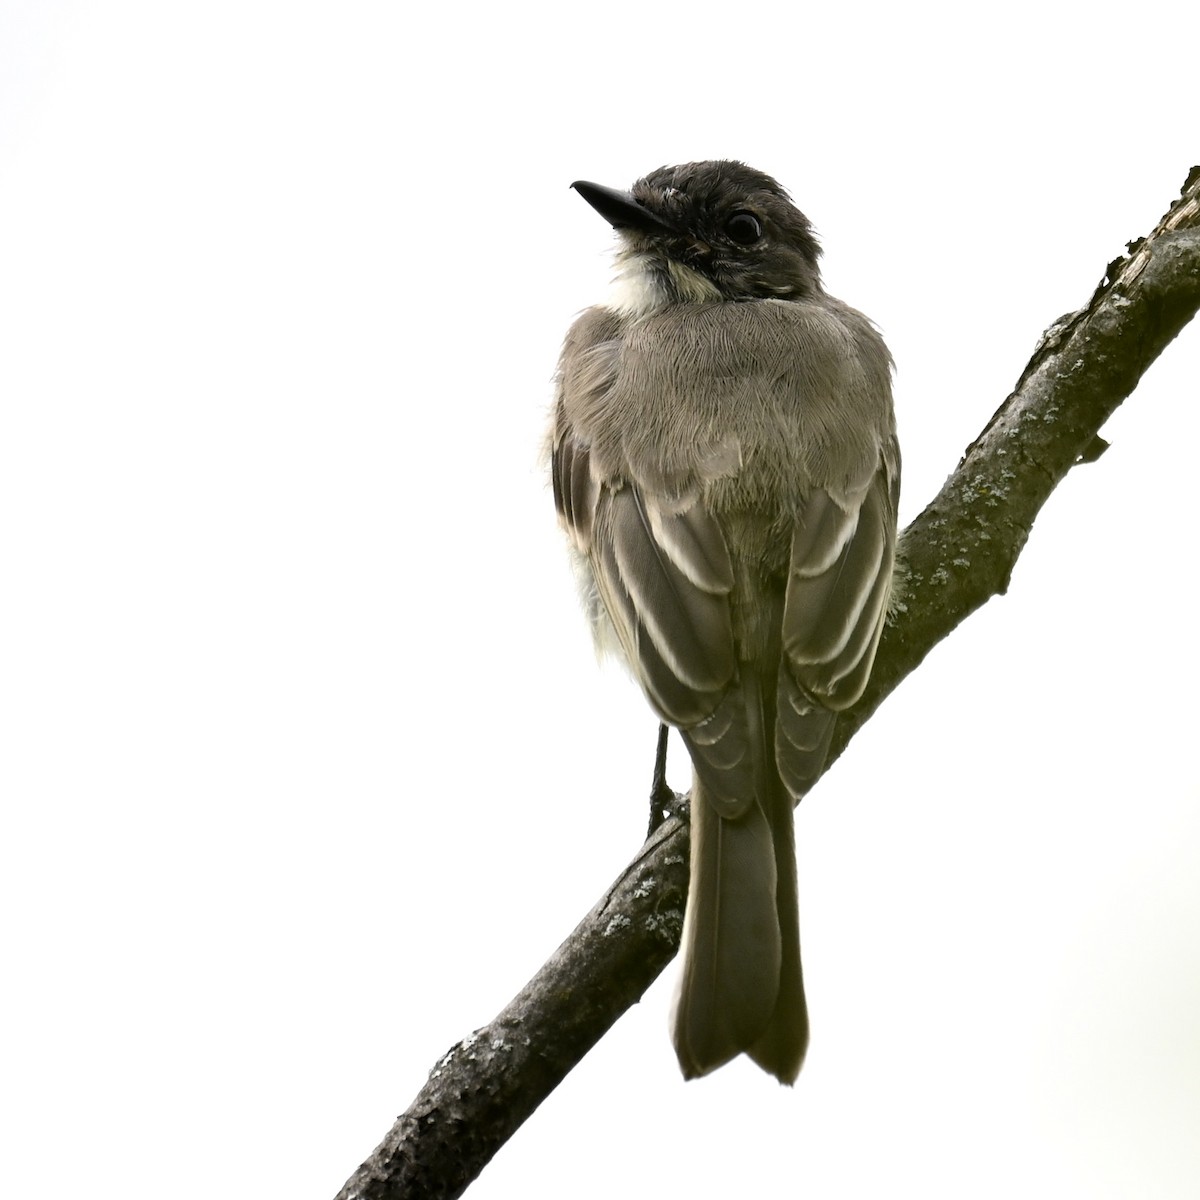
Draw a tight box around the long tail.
[670,771,809,1083]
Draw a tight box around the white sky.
[2,3,1198,1198]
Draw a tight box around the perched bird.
[550,161,899,1082]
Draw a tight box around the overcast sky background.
[2,3,1198,1198]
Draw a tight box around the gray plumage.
[551,161,899,1082]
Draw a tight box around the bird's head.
[572,160,822,309]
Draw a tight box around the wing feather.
[782,441,899,714]
[606,488,735,692]
[553,427,740,732]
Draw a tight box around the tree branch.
[832,164,1200,758]
[335,167,1200,1200]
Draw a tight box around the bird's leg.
[646,723,684,838]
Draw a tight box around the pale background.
[2,3,1198,1198]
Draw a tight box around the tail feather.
[747,773,808,1081]
[671,776,809,1082]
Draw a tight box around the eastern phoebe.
[550,161,899,1082]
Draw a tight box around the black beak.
[571,180,677,235]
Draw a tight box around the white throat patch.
[604,252,721,317]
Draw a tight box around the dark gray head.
[572,160,822,303]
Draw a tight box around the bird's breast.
[558,296,889,511]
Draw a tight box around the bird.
[549,161,899,1082]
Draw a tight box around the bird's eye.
[725,211,763,245]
